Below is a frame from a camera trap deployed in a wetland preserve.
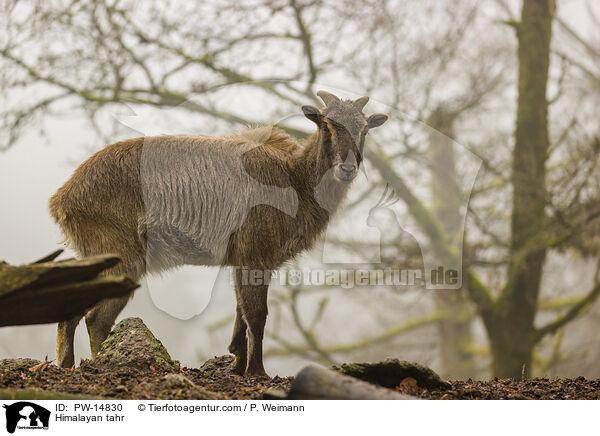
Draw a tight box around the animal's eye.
[358,132,367,149]
[328,120,345,132]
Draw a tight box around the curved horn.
[353,96,369,110]
[317,90,341,106]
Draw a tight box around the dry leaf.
[28,356,53,373]
[396,377,419,395]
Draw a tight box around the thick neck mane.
[289,129,351,217]
[251,125,351,218]
[293,131,322,187]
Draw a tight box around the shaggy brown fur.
[49,91,387,376]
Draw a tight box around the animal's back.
[49,127,300,276]
[140,127,299,270]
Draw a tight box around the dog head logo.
[3,402,50,433]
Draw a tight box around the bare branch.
[535,259,600,341]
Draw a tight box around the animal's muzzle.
[334,163,358,182]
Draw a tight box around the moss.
[0,389,103,400]
[0,263,42,295]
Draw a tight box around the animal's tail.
[48,188,74,248]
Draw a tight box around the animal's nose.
[340,164,356,173]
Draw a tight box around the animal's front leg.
[237,268,270,377]
[228,301,247,375]
[242,288,268,377]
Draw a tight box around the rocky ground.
[0,318,598,400]
[421,377,600,400]
[0,355,290,400]
[1,355,599,400]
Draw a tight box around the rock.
[163,374,195,388]
[85,317,179,373]
[334,358,450,391]
[184,384,224,399]
[199,355,235,372]
[130,373,225,400]
[287,365,415,400]
[262,388,288,400]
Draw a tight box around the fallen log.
[287,365,415,400]
[0,251,138,327]
[334,358,450,390]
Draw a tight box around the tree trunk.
[490,0,555,378]
[487,318,537,378]
[287,365,414,400]
[0,253,138,327]
[428,107,476,379]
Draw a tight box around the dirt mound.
[2,356,600,399]
[0,318,598,399]
[0,317,291,399]
[184,355,292,399]
[420,377,600,400]
[0,355,291,400]
[81,317,179,373]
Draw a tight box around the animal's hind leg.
[85,296,131,357]
[228,274,248,375]
[57,315,83,368]
[83,243,143,357]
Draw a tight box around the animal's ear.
[367,113,388,129]
[302,105,321,124]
